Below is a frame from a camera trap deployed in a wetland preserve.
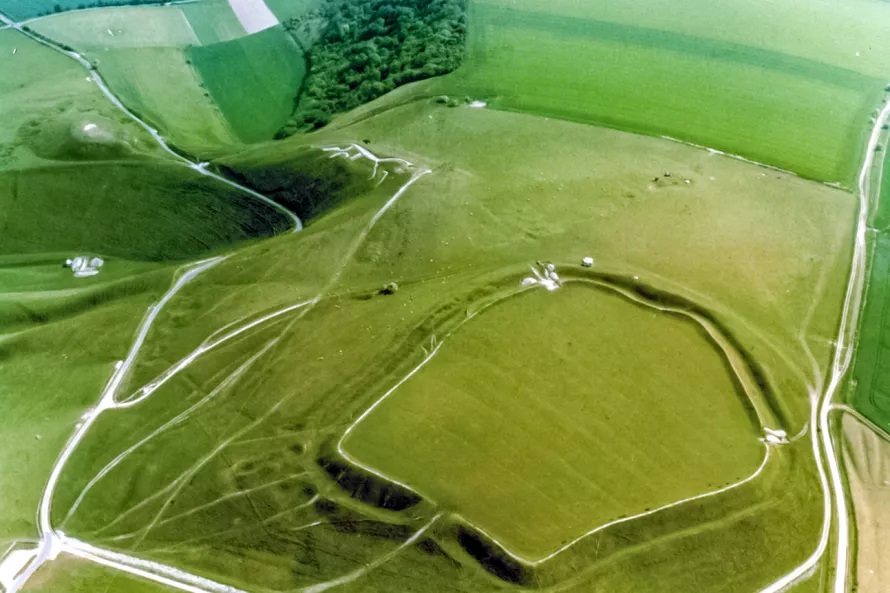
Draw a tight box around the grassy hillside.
[0,162,292,260]
[428,0,884,183]
[0,256,172,542]
[50,104,850,591]
[22,554,178,592]
[187,27,305,143]
[0,29,163,169]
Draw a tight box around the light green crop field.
[28,6,200,48]
[187,27,304,143]
[91,48,238,154]
[426,0,890,183]
[180,0,247,45]
[478,0,890,78]
[342,284,765,561]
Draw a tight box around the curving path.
[0,9,303,232]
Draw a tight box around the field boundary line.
[462,443,771,566]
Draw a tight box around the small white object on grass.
[582,257,594,267]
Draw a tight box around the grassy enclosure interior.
[342,284,765,561]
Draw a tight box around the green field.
[47,103,850,590]
[851,145,890,430]
[3,0,885,590]
[0,0,167,20]
[91,48,238,154]
[28,6,200,48]
[187,27,304,143]
[423,0,888,183]
[0,162,291,260]
[342,284,765,561]
[0,29,164,169]
[0,256,172,541]
[180,0,247,45]
[23,554,176,592]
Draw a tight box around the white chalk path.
[61,338,281,527]
[757,99,890,593]
[0,145,433,593]
[0,256,227,593]
[298,513,443,593]
[0,10,302,231]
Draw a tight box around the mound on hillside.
[23,114,138,161]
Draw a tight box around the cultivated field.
[26,5,302,150]
[91,48,238,153]
[426,0,890,183]
[186,27,304,142]
[28,6,200,48]
[851,145,890,431]
[342,284,765,561]
[180,0,247,45]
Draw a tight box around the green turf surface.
[23,554,177,592]
[187,27,304,143]
[850,146,890,432]
[478,0,890,79]
[28,6,200,48]
[342,284,765,561]
[0,161,291,260]
[50,105,849,590]
[426,0,886,183]
[89,47,238,155]
[0,259,172,541]
[0,29,162,169]
[180,0,246,45]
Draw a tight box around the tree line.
[278,0,468,137]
